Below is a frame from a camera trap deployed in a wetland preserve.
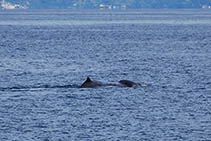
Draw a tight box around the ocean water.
[0,9,211,140]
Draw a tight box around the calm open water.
[0,9,211,141]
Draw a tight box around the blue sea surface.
[0,9,211,140]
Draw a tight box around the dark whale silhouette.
[80,77,147,88]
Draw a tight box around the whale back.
[119,80,136,87]
[80,77,139,88]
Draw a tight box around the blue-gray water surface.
[0,9,211,141]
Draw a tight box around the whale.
[80,77,147,88]
[0,77,148,91]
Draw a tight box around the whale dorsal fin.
[86,77,92,82]
[80,77,93,88]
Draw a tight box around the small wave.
[0,84,79,92]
